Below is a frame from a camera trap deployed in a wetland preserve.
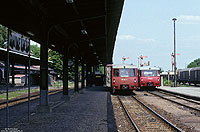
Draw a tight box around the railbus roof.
[139,67,160,70]
[112,64,137,69]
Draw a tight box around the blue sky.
[113,0,200,71]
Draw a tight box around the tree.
[48,50,63,78]
[30,44,77,80]
[30,44,40,58]
[0,24,8,48]
[187,58,200,68]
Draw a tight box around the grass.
[0,88,39,100]
[163,78,191,87]
[52,81,75,88]
[163,78,174,86]
[0,81,81,101]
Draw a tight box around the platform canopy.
[0,0,124,65]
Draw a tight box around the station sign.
[8,30,30,55]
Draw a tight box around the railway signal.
[139,55,149,67]
[122,56,130,64]
[171,53,180,72]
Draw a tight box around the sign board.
[8,30,30,55]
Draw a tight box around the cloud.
[117,34,156,42]
[177,15,200,24]
[137,38,156,42]
[117,35,136,40]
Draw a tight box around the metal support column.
[104,65,106,75]
[89,65,92,87]
[24,65,28,86]
[74,58,79,92]
[63,48,68,95]
[11,62,15,86]
[6,29,10,127]
[86,64,89,87]
[92,65,95,86]
[81,62,85,88]
[172,18,177,87]
[37,31,50,112]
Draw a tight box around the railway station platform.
[157,86,200,100]
[0,86,115,132]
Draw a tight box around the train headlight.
[141,78,143,82]
[113,79,116,84]
[157,78,159,81]
[134,79,137,83]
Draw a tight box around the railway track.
[0,89,62,109]
[147,91,200,112]
[117,95,182,132]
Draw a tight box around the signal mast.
[122,56,130,64]
[171,53,180,71]
[139,55,149,67]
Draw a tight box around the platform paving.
[157,86,200,98]
[3,86,110,132]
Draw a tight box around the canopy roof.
[0,0,124,65]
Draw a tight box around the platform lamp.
[172,18,177,87]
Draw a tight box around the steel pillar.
[11,62,15,86]
[81,62,85,88]
[172,18,177,87]
[74,58,79,92]
[89,65,92,87]
[37,32,50,112]
[86,64,89,87]
[104,65,106,75]
[92,65,95,86]
[24,65,27,86]
[63,49,68,95]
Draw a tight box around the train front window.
[120,69,129,77]
[113,69,119,77]
[130,69,136,77]
[143,70,157,77]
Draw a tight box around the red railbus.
[138,67,160,89]
[106,64,138,94]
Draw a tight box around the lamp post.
[172,18,177,87]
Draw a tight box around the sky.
[113,0,200,71]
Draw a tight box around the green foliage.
[30,44,40,58]
[0,24,8,48]
[99,66,105,74]
[163,78,173,86]
[68,64,75,81]
[187,58,200,68]
[48,49,63,77]
[29,44,78,80]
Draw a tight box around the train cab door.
[112,68,120,88]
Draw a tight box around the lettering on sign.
[9,30,30,55]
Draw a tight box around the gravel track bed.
[150,91,200,111]
[111,95,136,132]
[135,91,200,132]
[120,96,174,132]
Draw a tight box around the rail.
[148,91,200,112]
[117,96,140,132]
[131,96,183,132]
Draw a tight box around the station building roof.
[0,0,124,65]
[0,48,40,65]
